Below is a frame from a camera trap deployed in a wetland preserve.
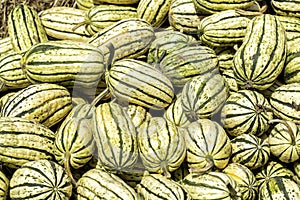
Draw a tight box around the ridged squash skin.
[233,14,287,90]
[0,171,9,199]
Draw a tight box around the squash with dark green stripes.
[270,83,300,124]
[181,73,228,121]
[184,119,232,173]
[105,58,174,110]
[7,4,48,53]
[93,102,138,173]
[75,0,95,10]
[192,0,255,14]
[0,37,13,56]
[258,177,300,200]
[159,43,219,87]
[40,6,92,42]
[180,171,241,199]
[0,52,31,92]
[221,90,273,137]
[0,117,55,168]
[136,172,192,199]
[77,168,138,200]
[268,119,300,163]
[223,163,258,200]
[0,171,9,200]
[198,9,250,47]
[215,47,236,72]
[271,0,300,17]
[221,69,239,95]
[231,134,270,170]
[9,159,72,200]
[1,83,72,127]
[21,40,105,93]
[138,117,186,177]
[233,14,287,90]
[125,104,152,128]
[85,5,137,35]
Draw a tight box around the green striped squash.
[105,59,174,110]
[9,159,72,200]
[256,161,296,189]
[258,177,300,200]
[284,43,300,83]
[180,171,241,200]
[271,0,300,17]
[185,119,232,173]
[85,5,137,35]
[0,52,31,92]
[0,171,9,200]
[233,14,287,90]
[40,6,91,42]
[147,29,196,64]
[223,163,258,200]
[0,117,55,168]
[125,104,152,128]
[293,161,300,185]
[181,73,228,121]
[138,117,186,177]
[215,47,236,72]
[7,5,48,53]
[137,0,172,27]
[21,40,105,92]
[268,120,300,163]
[276,15,300,48]
[198,9,250,47]
[136,172,192,199]
[221,90,273,137]
[93,102,138,173]
[221,69,239,95]
[0,37,13,56]
[54,103,95,180]
[0,92,16,114]
[75,0,95,10]
[192,0,255,14]
[1,83,72,127]
[89,18,155,62]
[77,168,138,200]
[231,134,270,170]
[168,0,207,34]
[270,83,300,124]
[163,93,190,129]
[159,44,219,88]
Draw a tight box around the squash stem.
[64,152,77,187]
[269,119,296,145]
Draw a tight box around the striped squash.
[75,0,95,10]
[258,177,300,200]
[276,15,300,48]
[159,44,219,87]
[105,59,174,110]
[0,117,55,168]
[221,90,273,137]
[77,168,138,200]
[136,172,192,199]
[89,18,155,62]
[181,73,228,121]
[137,0,171,27]
[40,7,91,42]
[192,0,255,14]
[125,104,152,128]
[21,40,105,92]
[0,37,13,56]
[54,103,95,184]
[85,5,137,35]
[180,171,241,199]
[7,5,48,53]
[198,9,250,47]
[185,119,232,173]
[93,102,138,173]
[163,93,190,129]
[215,47,236,72]
[0,171,9,200]
[233,14,287,90]
[231,134,270,170]
[147,29,196,64]
[268,120,300,163]
[168,0,207,34]
[0,52,31,91]
[271,0,300,17]
[270,83,300,124]
[293,161,300,185]
[1,83,72,127]
[256,161,296,189]
[223,163,258,200]
[9,159,72,200]
[221,69,239,95]
[284,41,300,83]
[138,117,186,177]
